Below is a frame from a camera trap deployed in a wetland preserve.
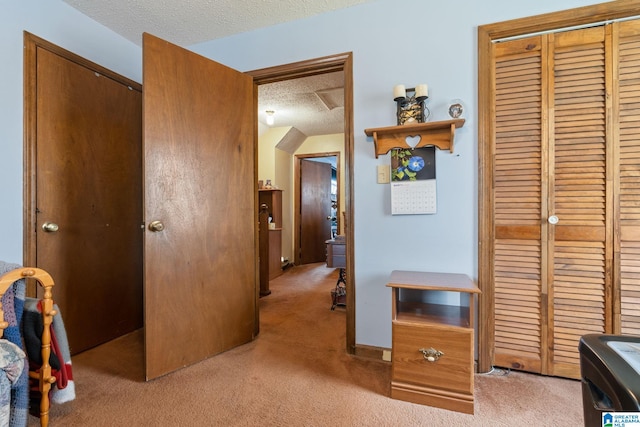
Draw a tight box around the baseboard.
[354,344,391,363]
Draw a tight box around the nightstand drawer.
[331,244,345,256]
[392,321,473,395]
[326,240,346,268]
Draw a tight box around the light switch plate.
[377,165,390,184]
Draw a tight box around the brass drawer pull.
[419,347,444,362]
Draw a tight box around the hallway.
[260,262,346,336]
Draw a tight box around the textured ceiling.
[62,0,357,136]
[62,0,373,46]
[258,71,344,137]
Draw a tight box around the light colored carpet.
[30,263,584,426]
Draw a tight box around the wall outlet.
[377,165,390,184]
[382,350,392,362]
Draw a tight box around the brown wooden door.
[492,34,546,375]
[27,36,143,354]
[142,34,257,380]
[618,20,640,336]
[299,159,332,264]
[490,26,610,379]
[478,3,640,378]
[547,27,609,378]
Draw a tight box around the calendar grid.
[391,179,437,215]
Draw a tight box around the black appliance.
[579,334,640,426]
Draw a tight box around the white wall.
[0,0,607,349]
[0,0,141,264]
[190,0,606,348]
[258,126,291,185]
[258,126,294,261]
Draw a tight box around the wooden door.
[142,34,257,380]
[492,34,546,374]
[299,159,332,264]
[547,27,609,378]
[617,20,640,336]
[478,1,640,378]
[490,26,610,379]
[25,34,143,354]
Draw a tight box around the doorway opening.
[250,52,355,353]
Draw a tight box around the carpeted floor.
[29,263,584,426]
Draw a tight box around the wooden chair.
[0,268,56,427]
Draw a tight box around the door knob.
[42,222,59,232]
[148,220,165,232]
[548,215,559,225]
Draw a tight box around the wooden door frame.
[477,0,640,373]
[248,52,355,354]
[294,152,341,265]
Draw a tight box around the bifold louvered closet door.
[491,20,640,379]
[618,21,640,337]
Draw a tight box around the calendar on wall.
[390,146,436,215]
[391,179,437,214]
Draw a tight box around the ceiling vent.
[315,87,344,111]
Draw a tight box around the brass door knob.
[42,222,59,232]
[148,220,165,232]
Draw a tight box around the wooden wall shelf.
[364,119,465,158]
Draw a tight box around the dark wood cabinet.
[259,189,283,281]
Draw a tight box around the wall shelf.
[364,118,465,158]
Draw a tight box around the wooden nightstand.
[387,270,480,414]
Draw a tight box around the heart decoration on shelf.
[405,135,421,148]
